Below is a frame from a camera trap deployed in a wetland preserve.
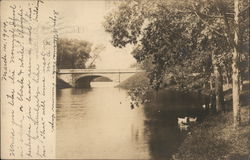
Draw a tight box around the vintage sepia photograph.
[55,0,249,159]
[1,0,249,159]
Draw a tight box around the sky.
[46,0,136,69]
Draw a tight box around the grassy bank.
[117,72,149,89]
[117,72,176,89]
[173,106,250,160]
[118,73,250,160]
[173,82,250,160]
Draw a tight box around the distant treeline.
[57,38,92,69]
[57,38,102,69]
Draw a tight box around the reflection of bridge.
[57,69,145,88]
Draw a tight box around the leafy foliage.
[104,0,249,91]
[57,38,92,69]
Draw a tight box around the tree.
[104,0,249,124]
[57,38,92,69]
[232,0,241,127]
[86,44,106,69]
[194,0,249,126]
[105,0,198,89]
[104,0,226,108]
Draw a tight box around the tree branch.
[198,12,224,19]
[215,0,236,47]
[192,4,226,37]
[239,5,250,16]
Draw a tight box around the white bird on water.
[178,117,197,124]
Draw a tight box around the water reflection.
[56,82,208,159]
[142,90,207,160]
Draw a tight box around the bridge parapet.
[57,68,146,88]
[57,69,145,74]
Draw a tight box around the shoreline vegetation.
[118,73,250,160]
[173,106,249,160]
[103,0,249,134]
[174,81,250,160]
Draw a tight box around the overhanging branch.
[192,4,226,37]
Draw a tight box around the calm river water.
[56,82,208,159]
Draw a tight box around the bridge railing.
[57,68,146,74]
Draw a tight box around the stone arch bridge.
[57,69,145,88]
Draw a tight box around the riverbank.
[173,106,250,160]
[117,72,150,89]
[117,72,208,94]
[173,82,250,160]
[117,72,178,90]
[119,73,250,160]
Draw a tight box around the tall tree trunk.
[239,69,243,91]
[232,0,241,127]
[209,55,216,113]
[239,55,243,91]
[225,64,232,87]
[227,73,231,87]
[212,53,224,112]
[214,64,224,112]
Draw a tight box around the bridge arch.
[57,69,145,88]
[75,75,114,88]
